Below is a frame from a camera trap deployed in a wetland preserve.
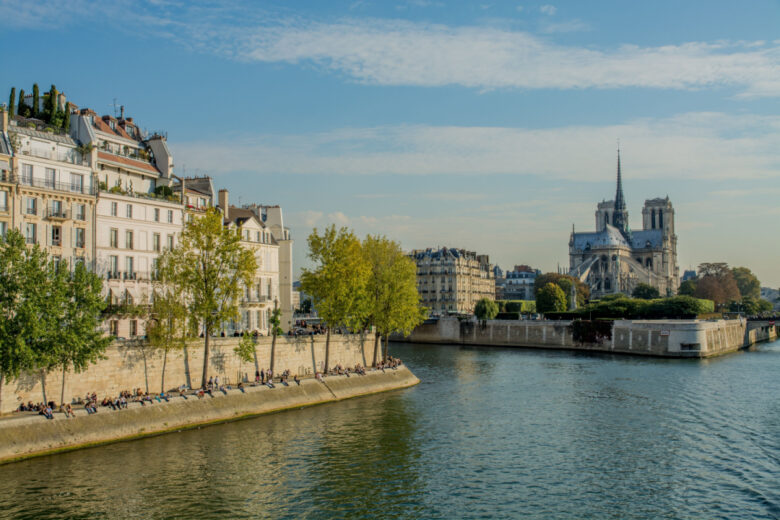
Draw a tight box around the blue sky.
[2,0,780,286]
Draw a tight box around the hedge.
[543,295,715,320]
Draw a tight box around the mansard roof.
[572,226,664,251]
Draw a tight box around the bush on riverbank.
[544,295,715,320]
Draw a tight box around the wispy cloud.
[4,1,780,97]
[539,4,557,15]
[171,112,780,181]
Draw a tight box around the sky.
[2,0,780,286]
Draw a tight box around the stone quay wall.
[396,317,776,358]
[0,366,420,464]
[1,334,383,415]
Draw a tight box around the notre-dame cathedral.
[568,151,680,298]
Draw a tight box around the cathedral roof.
[572,226,664,251]
[629,229,664,249]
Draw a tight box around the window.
[70,173,84,193]
[110,321,119,337]
[74,228,85,248]
[110,228,118,248]
[0,191,8,212]
[256,231,260,242]
[51,226,61,247]
[0,222,7,237]
[25,223,36,244]
[152,258,159,278]
[199,197,206,208]
[153,233,160,252]
[130,320,138,337]
[167,209,173,223]
[21,164,33,184]
[125,230,133,249]
[126,204,133,219]
[74,257,85,267]
[45,168,56,188]
[110,202,118,217]
[154,208,160,222]
[244,230,250,241]
[187,213,192,223]
[52,256,61,269]
[50,200,62,217]
[126,257,134,277]
[167,234,174,250]
[109,255,118,276]
[26,197,37,215]
[74,203,86,221]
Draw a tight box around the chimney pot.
[219,189,229,220]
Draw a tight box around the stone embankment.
[0,366,419,464]
[396,317,778,358]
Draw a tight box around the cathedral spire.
[612,145,629,233]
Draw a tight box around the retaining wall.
[1,334,382,414]
[0,366,419,464]
[396,317,776,358]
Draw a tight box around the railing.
[46,207,70,220]
[105,271,154,281]
[19,148,88,166]
[241,295,272,304]
[18,176,96,195]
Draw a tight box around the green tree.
[678,279,697,296]
[160,208,257,388]
[17,88,28,118]
[31,83,39,118]
[536,283,567,314]
[233,332,256,363]
[300,225,370,373]
[732,267,761,301]
[632,283,660,299]
[474,298,499,322]
[362,235,425,365]
[147,272,189,393]
[268,303,284,373]
[51,261,110,406]
[694,263,740,308]
[62,102,71,132]
[8,87,15,118]
[534,272,589,308]
[44,85,56,122]
[0,230,44,411]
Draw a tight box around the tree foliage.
[148,264,189,392]
[160,208,257,387]
[731,267,761,300]
[17,88,28,118]
[8,88,15,118]
[632,283,660,299]
[693,262,740,308]
[678,279,697,296]
[474,298,499,321]
[534,272,589,308]
[31,83,39,117]
[536,283,567,314]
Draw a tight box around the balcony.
[46,207,70,220]
[241,295,272,304]
[18,175,95,195]
[18,147,88,166]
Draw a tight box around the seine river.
[2,341,779,519]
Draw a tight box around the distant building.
[503,265,541,301]
[568,150,680,298]
[681,270,697,282]
[410,247,494,315]
[760,287,780,310]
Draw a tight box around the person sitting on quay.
[85,401,97,414]
[315,371,324,382]
[238,381,246,393]
[219,384,228,395]
[293,374,300,386]
[42,405,54,420]
[64,403,75,418]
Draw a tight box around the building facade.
[410,247,495,315]
[503,265,541,301]
[568,151,680,298]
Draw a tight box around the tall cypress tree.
[47,85,58,122]
[17,89,26,117]
[31,83,39,117]
[8,88,15,118]
[63,102,71,132]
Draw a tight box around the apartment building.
[410,247,495,315]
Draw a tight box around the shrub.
[495,312,520,320]
[537,283,567,314]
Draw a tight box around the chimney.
[120,105,125,119]
[0,107,7,133]
[219,189,229,220]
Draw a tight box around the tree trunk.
[324,327,331,373]
[60,366,67,409]
[372,331,380,367]
[161,349,168,393]
[0,374,4,415]
[40,370,48,404]
[183,344,192,389]
[384,334,389,362]
[270,331,277,374]
[142,348,149,394]
[201,327,210,389]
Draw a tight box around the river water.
[2,341,779,519]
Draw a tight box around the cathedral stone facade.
[568,152,679,298]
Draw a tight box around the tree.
[536,283,567,314]
[534,272,589,308]
[233,332,256,364]
[17,89,28,118]
[300,225,370,373]
[0,230,44,411]
[62,102,71,132]
[678,279,697,296]
[147,271,189,393]
[44,85,56,122]
[632,283,660,299]
[362,235,425,365]
[266,303,283,373]
[8,87,15,118]
[732,267,761,301]
[694,262,740,308]
[474,298,499,322]
[730,298,773,315]
[51,261,110,406]
[160,208,257,388]
[31,83,39,118]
